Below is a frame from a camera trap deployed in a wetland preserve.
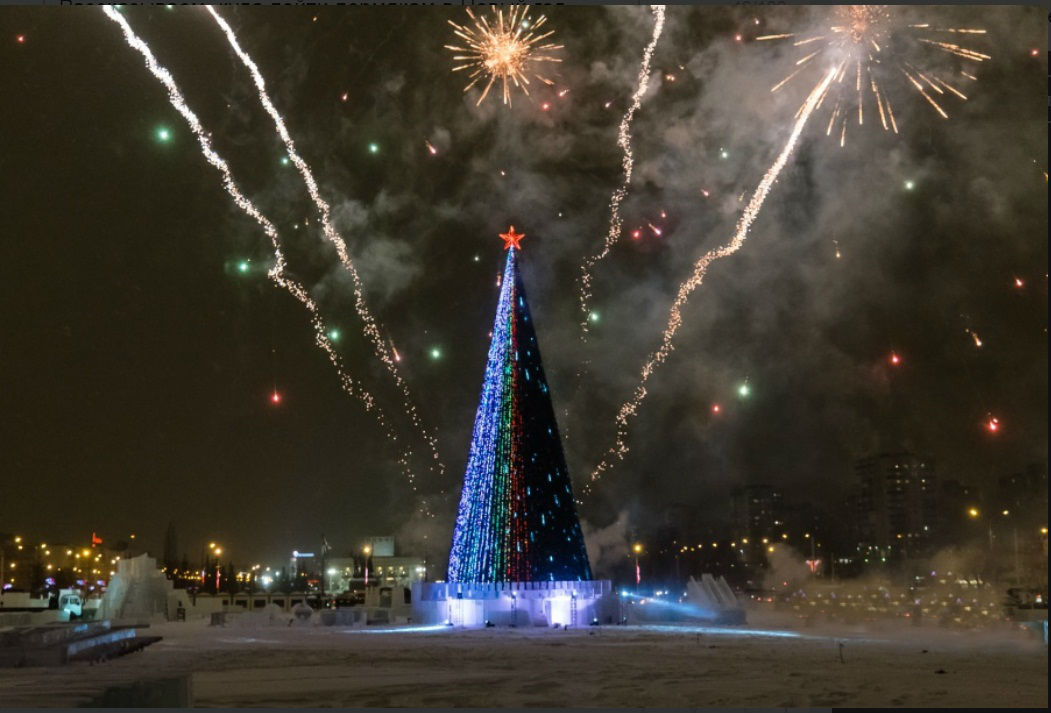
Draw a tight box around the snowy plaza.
[1,616,1047,707]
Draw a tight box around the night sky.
[1,5,1046,570]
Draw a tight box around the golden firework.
[445,5,563,107]
[758,5,989,146]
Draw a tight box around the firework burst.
[446,5,563,106]
[758,5,989,146]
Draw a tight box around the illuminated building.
[732,484,786,543]
[851,452,938,557]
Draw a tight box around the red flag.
[91,532,103,547]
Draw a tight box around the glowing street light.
[967,507,980,519]
[632,543,643,590]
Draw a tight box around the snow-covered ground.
[1,615,1046,707]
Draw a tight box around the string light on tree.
[448,228,591,582]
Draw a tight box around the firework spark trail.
[102,6,431,511]
[578,5,666,335]
[583,68,837,496]
[207,6,444,481]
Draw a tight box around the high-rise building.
[731,484,785,541]
[851,452,938,556]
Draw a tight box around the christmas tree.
[447,227,592,583]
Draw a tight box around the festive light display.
[448,232,591,583]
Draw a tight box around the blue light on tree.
[447,228,591,583]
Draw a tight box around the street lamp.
[997,509,1020,584]
[363,545,372,587]
[632,543,643,591]
[207,542,223,593]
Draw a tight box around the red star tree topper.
[500,225,524,250]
